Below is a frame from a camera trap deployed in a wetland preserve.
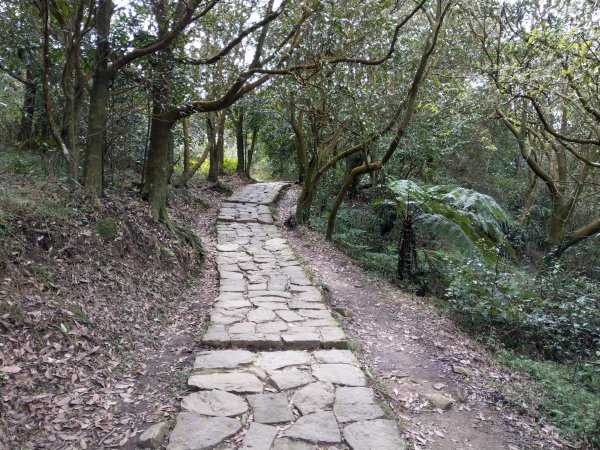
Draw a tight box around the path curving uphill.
[165,182,406,450]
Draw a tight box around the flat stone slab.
[181,390,248,417]
[240,423,279,450]
[257,351,312,370]
[188,372,263,393]
[166,413,242,450]
[284,411,341,444]
[292,381,335,415]
[312,364,367,386]
[271,438,314,450]
[343,419,407,450]
[247,392,294,424]
[194,350,256,369]
[333,387,385,423]
[270,367,314,390]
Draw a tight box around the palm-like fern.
[375,179,513,278]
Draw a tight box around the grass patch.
[172,367,194,396]
[0,148,44,176]
[498,350,600,447]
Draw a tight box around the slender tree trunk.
[245,127,258,178]
[19,69,36,145]
[83,0,113,192]
[181,117,191,180]
[234,109,245,176]
[291,110,307,184]
[175,141,211,187]
[397,218,417,280]
[217,114,225,175]
[42,0,69,166]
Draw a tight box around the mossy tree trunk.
[83,0,113,192]
[143,108,174,221]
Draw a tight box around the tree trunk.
[546,217,600,262]
[217,114,225,174]
[291,110,307,184]
[63,89,83,179]
[82,0,113,192]
[234,109,245,176]
[181,117,191,180]
[397,218,417,280]
[245,127,258,178]
[83,69,110,191]
[545,200,571,250]
[18,70,36,145]
[174,141,211,187]
[142,110,174,221]
[295,155,320,223]
[207,114,219,182]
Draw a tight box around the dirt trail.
[275,186,561,450]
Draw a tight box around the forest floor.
[0,167,570,449]
[0,166,244,449]
[275,185,567,450]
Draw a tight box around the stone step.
[165,349,406,450]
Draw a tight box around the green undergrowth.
[311,197,600,445]
[498,351,600,447]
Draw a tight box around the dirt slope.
[0,173,244,449]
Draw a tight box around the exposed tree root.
[210,180,233,194]
[166,219,204,267]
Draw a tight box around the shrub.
[445,259,600,360]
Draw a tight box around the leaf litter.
[0,173,246,449]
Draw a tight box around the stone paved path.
[165,182,406,450]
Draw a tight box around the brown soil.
[275,185,566,450]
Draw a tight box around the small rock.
[257,351,312,370]
[426,393,453,411]
[96,217,118,240]
[332,307,353,318]
[137,422,168,449]
[449,387,466,402]
[433,383,446,390]
[194,350,255,369]
[313,350,358,365]
[452,365,470,376]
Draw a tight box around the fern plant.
[374,179,513,280]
